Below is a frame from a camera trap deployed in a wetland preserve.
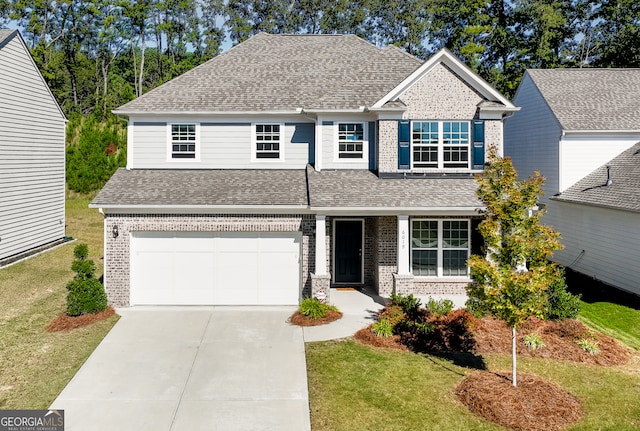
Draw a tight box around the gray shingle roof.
[0,29,16,47]
[307,166,482,209]
[552,142,640,212]
[114,33,422,113]
[92,167,482,211]
[91,168,309,207]
[527,69,640,131]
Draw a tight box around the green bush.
[66,243,108,316]
[389,292,422,319]
[425,297,454,317]
[66,114,127,193]
[544,275,581,321]
[299,297,334,319]
[372,319,394,338]
[577,338,600,355]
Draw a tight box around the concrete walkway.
[51,307,310,431]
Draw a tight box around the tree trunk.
[512,326,517,387]
[138,25,146,98]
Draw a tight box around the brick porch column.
[312,214,331,302]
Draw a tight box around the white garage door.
[130,231,301,305]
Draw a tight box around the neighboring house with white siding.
[92,33,517,307]
[504,69,640,295]
[0,29,67,265]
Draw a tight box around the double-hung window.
[171,124,196,159]
[412,121,470,169]
[411,219,470,277]
[255,124,281,159]
[338,123,365,159]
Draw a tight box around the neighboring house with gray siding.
[92,33,517,307]
[504,69,640,295]
[0,30,66,264]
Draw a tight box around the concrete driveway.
[51,307,310,431]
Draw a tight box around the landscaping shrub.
[298,297,337,319]
[371,319,394,338]
[523,333,545,350]
[544,275,581,321]
[389,292,422,320]
[425,297,454,316]
[66,243,108,316]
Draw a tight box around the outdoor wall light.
[112,225,119,238]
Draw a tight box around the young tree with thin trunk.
[466,149,563,387]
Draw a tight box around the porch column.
[397,215,410,275]
[315,214,327,275]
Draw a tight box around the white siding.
[548,201,640,296]
[559,135,639,192]
[0,33,66,261]
[128,118,314,169]
[504,73,562,196]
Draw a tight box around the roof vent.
[605,165,613,187]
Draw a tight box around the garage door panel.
[130,231,300,306]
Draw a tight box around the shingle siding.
[0,31,66,262]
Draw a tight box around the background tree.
[466,149,563,387]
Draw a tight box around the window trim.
[252,122,285,162]
[410,120,471,170]
[334,121,368,162]
[411,218,471,278]
[167,123,200,162]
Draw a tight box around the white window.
[411,219,470,277]
[170,124,197,159]
[338,123,365,159]
[255,124,281,159]
[412,121,470,169]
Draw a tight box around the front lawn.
[307,289,640,431]
[0,193,118,409]
[307,339,640,431]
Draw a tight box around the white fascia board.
[91,204,312,215]
[310,206,483,216]
[112,109,305,116]
[372,48,517,110]
[562,129,640,137]
[299,108,368,114]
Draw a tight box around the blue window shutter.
[398,120,410,169]
[472,120,485,170]
[368,121,377,170]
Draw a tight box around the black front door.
[334,220,362,283]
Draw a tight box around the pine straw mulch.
[45,307,116,332]
[354,310,632,431]
[288,309,343,326]
[456,371,583,431]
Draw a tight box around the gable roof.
[0,29,66,120]
[0,29,16,47]
[373,48,517,112]
[525,69,640,132]
[552,142,640,213]
[114,33,423,114]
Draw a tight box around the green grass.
[578,301,640,351]
[307,341,640,431]
[0,192,118,409]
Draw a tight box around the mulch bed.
[456,371,583,431]
[45,307,116,332]
[289,309,343,326]
[354,309,632,431]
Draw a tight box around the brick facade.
[103,213,313,307]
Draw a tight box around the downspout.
[99,208,107,290]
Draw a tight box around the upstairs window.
[412,121,470,169]
[412,219,470,277]
[338,123,364,159]
[255,124,281,159]
[171,124,196,159]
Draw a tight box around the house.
[504,69,640,295]
[0,30,67,265]
[91,33,517,307]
